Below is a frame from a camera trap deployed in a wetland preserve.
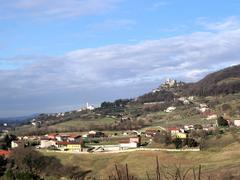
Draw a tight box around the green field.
[51,117,116,131]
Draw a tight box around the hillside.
[10,64,240,135]
[186,65,240,96]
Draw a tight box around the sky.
[0,0,240,117]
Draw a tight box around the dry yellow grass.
[41,139,240,180]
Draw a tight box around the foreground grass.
[41,135,240,179]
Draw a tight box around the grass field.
[41,132,240,180]
[51,117,116,130]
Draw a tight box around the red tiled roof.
[0,150,10,156]
[41,136,51,140]
[68,134,81,138]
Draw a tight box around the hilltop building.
[77,102,95,112]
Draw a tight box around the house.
[56,141,68,150]
[199,103,208,108]
[11,141,19,148]
[88,131,105,138]
[119,140,138,150]
[47,133,59,140]
[164,106,176,113]
[145,129,158,137]
[11,141,25,149]
[86,102,95,110]
[184,125,194,131]
[56,141,83,151]
[198,107,210,113]
[207,114,218,120]
[234,120,240,127]
[164,78,177,88]
[67,134,82,142]
[176,133,187,139]
[129,136,141,146]
[152,89,160,93]
[40,138,56,148]
[188,96,194,101]
[178,97,190,105]
[66,142,83,152]
[168,127,180,136]
[0,150,10,157]
[23,136,30,140]
[82,134,88,138]
[56,134,69,142]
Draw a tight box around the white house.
[197,107,210,113]
[199,103,208,108]
[178,97,190,105]
[207,114,218,120]
[40,139,56,148]
[86,102,95,110]
[188,96,195,101]
[234,120,240,127]
[152,88,160,93]
[165,78,177,87]
[119,142,137,150]
[11,141,20,149]
[165,106,176,113]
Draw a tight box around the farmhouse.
[168,127,180,136]
[176,133,187,139]
[165,106,176,113]
[207,114,218,120]
[234,120,240,127]
[88,131,105,138]
[56,134,69,141]
[67,134,82,142]
[0,150,10,157]
[11,141,25,149]
[47,133,59,140]
[145,129,158,137]
[40,138,56,148]
[56,141,83,152]
[129,136,141,146]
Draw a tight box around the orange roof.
[0,150,10,156]
[68,134,81,138]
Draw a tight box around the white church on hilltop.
[77,102,95,112]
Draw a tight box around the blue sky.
[0,0,240,117]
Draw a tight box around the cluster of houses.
[40,133,83,151]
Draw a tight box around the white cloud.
[1,17,240,115]
[198,16,240,31]
[0,0,121,19]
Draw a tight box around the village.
[0,79,239,155]
[7,115,240,154]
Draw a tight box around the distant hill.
[0,114,38,124]
[185,64,240,96]
[11,64,240,135]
